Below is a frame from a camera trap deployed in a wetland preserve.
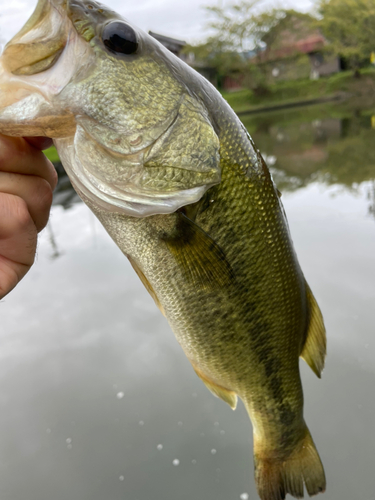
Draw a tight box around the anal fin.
[300,281,327,378]
[192,364,237,410]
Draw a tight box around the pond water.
[1,99,375,500]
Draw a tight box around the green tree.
[186,3,319,93]
[185,2,290,93]
[317,0,375,76]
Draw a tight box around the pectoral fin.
[192,364,237,410]
[163,212,235,290]
[300,281,326,378]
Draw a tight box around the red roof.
[258,33,325,62]
[295,34,325,54]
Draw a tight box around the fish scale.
[0,0,327,498]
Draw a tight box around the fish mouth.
[1,0,67,76]
[0,0,92,137]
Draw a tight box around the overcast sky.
[0,0,315,49]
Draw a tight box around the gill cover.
[0,0,221,217]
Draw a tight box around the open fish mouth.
[1,0,68,76]
[0,0,91,137]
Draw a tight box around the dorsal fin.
[300,281,327,378]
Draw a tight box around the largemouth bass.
[0,1,327,498]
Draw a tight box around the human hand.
[0,135,57,300]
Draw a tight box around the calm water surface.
[1,101,375,500]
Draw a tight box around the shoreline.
[236,93,348,116]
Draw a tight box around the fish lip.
[1,0,68,76]
[0,0,95,136]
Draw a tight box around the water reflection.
[241,101,375,202]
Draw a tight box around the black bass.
[0,1,327,498]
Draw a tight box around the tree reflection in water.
[240,100,375,219]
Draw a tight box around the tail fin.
[254,425,326,500]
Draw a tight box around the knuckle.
[32,178,53,231]
[34,178,53,214]
[11,196,33,232]
[48,161,59,190]
[0,136,27,168]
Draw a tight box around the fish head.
[0,0,221,216]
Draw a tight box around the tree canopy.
[186,0,375,90]
[316,0,375,74]
[185,3,314,92]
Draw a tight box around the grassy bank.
[222,68,375,114]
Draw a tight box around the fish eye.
[102,22,139,55]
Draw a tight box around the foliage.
[242,102,375,194]
[186,2,322,93]
[185,3,300,93]
[316,0,375,75]
[44,146,60,164]
[183,38,244,81]
[186,0,375,92]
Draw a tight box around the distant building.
[148,31,217,85]
[257,13,340,82]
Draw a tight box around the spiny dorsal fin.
[128,256,165,317]
[300,281,327,378]
[192,363,237,410]
[163,212,235,290]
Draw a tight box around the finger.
[0,193,37,299]
[0,134,58,190]
[0,171,53,232]
[24,136,54,150]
